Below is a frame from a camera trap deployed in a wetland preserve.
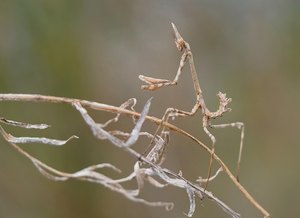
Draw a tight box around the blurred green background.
[0,0,299,217]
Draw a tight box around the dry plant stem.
[0,98,238,217]
[0,93,270,217]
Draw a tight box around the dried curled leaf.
[73,98,152,148]
[0,125,78,146]
[185,188,196,217]
[0,117,50,129]
[8,135,78,145]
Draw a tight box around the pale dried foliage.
[0,24,270,217]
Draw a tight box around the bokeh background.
[0,1,299,217]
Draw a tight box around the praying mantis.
[139,23,245,187]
